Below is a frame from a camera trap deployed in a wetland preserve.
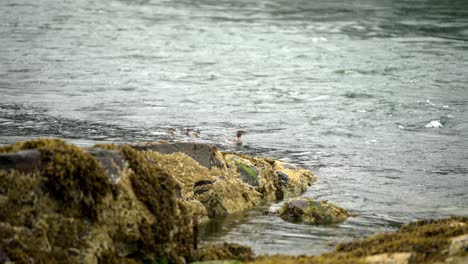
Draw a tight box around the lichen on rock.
[279,198,349,225]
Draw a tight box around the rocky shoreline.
[0,139,466,264]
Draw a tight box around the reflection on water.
[1,0,468,256]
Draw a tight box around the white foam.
[425,120,443,128]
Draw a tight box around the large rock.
[0,139,195,264]
[279,198,349,225]
[0,139,318,264]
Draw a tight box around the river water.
[1,0,467,256]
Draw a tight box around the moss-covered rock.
[0,139,318,264]
[279,198,349,225]
[0,139,112,221]
[224,154,316,203]
[0,139,196,264]
[249,216,468,264]
[194,242,254,262]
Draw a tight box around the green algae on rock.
[279,198,349,225]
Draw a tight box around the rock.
[88,148,126,184]
[225,156,260,187]
[273,161,316,198]
[449,234,468,256]
[0,139,195,264]
[131,142,227,170]
[279,198,349,225]
[365,253,412,264]
[276,171,289,185]
[0,149,42,173]
[0,139,319,264]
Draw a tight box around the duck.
[235,130,245,148]
[224,130,245,150]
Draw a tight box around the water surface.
[1,0,467,256]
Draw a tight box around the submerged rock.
[279,198,349,225]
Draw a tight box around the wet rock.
[0,149,42,173]
[131,142,227,170]
[88,148,125,184]
[276,171,289,185]
[279,198,349,225]
[225,155,260,187]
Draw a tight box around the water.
[1,0,468,256]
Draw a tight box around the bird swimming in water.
[235,130,245,148]
[224,130,245,150]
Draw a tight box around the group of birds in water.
[166,128,246,149]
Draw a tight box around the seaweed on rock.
[120,145,194,262]
[0,138,112,220]
[279,198,349,225]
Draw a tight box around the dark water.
[1,0,467,256]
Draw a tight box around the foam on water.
[425,120,443,128]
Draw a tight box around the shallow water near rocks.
[1,0,467,256]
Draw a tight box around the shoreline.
[0,138,466,264]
